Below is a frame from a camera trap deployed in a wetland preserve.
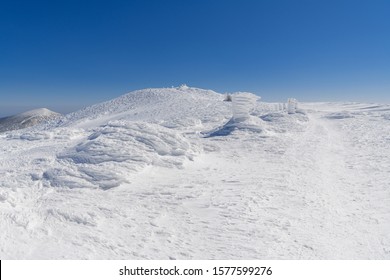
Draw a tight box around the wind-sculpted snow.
[1,87,390,259]
[43,121,201,190]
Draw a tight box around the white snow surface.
[0,88,389,259]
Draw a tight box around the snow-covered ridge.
[57,86,231,130]
[0,108,61,133]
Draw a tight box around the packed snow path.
[0,89,389,259]
[115,107,389,259]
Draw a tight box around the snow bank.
[260,112,286,122]
[204,116,265,137]
[43,121,201,190]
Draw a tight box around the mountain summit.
[0,108,61,133]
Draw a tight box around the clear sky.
[1,0,390,116]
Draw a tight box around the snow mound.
[204,115,265,137]
[0,108,61,133]
[260,112,286,122]
[43,121,201,190]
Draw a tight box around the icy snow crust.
[0,88,390,259]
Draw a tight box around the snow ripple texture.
[43,121,200,190]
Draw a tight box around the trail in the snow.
[62,108,385,260]
[109,107,389,259]
[279,109,386,258]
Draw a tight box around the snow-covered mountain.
[0,86,389,259]
[0,108,61,133]
[56,86,235,129]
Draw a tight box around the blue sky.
[1,0,390,116]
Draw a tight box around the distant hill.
[0,108,61,133]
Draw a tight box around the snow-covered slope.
[57,86,232,130]
[0,108,61,133]
[0,87,389,259]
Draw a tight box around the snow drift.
[43,121,201,190]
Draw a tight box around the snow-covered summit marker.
[287,98,298,114]
[232,92,260,121]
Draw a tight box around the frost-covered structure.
[287,98,298,114]
[232,92,260,121]
[203,92,264,137]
